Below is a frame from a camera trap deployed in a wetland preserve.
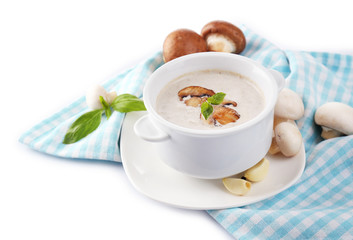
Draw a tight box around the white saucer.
[120,112,306,210]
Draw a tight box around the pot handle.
[134,114,170,142]
[269,69,285,92]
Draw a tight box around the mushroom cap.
[201,20,246,54]
[163,29,207,62]
[274,88,304,120]
[275,122,302,157]
[314,102,353,135]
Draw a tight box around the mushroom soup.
[156,69,265,130]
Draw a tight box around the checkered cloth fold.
[20,26,353,239]
[19,52,163,161]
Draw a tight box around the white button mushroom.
[314,102,353,139]
[269,116,297,155]
[86,85,116,110]
[274,122,303,157]
[269,88,304,157]
[274,88,305,120]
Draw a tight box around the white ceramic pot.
[134,52,284,179]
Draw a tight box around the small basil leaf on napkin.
[63,93,146,144]
[99,96,112,119]
[207,92,226,105]
[63,109,104,144]
[201,101,213,120]
[111,94,146,112]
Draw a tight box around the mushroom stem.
[268,137,281,155]
[205,33,236,53]
[201,20,246,54]
[321,126,343,139]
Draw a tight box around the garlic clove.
[222,178,251,196]
[244,158,269,182]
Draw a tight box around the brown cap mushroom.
[163,29,207,62]
[314,102,353,139]
[178,86,215,100]
[201,20,246,54]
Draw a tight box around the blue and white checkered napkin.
[19,26,353,239]
[19,52,163,161]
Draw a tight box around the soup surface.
[156,70,265,130]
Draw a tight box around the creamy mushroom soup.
[156,70,265,130]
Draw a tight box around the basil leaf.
[114,93,141,102]
[63,109,103,144]
[111,93,146,112]
[99,96,112,120]
[207,92,226,105]
[201,101,213,120]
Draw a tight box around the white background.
[1,0,352,239]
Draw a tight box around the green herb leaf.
[99,96,112,119]
[111,93,146,113]
[62,93,146,144]
[201,101,213,120]
[63,109,104,144]
[207,92,226,105]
